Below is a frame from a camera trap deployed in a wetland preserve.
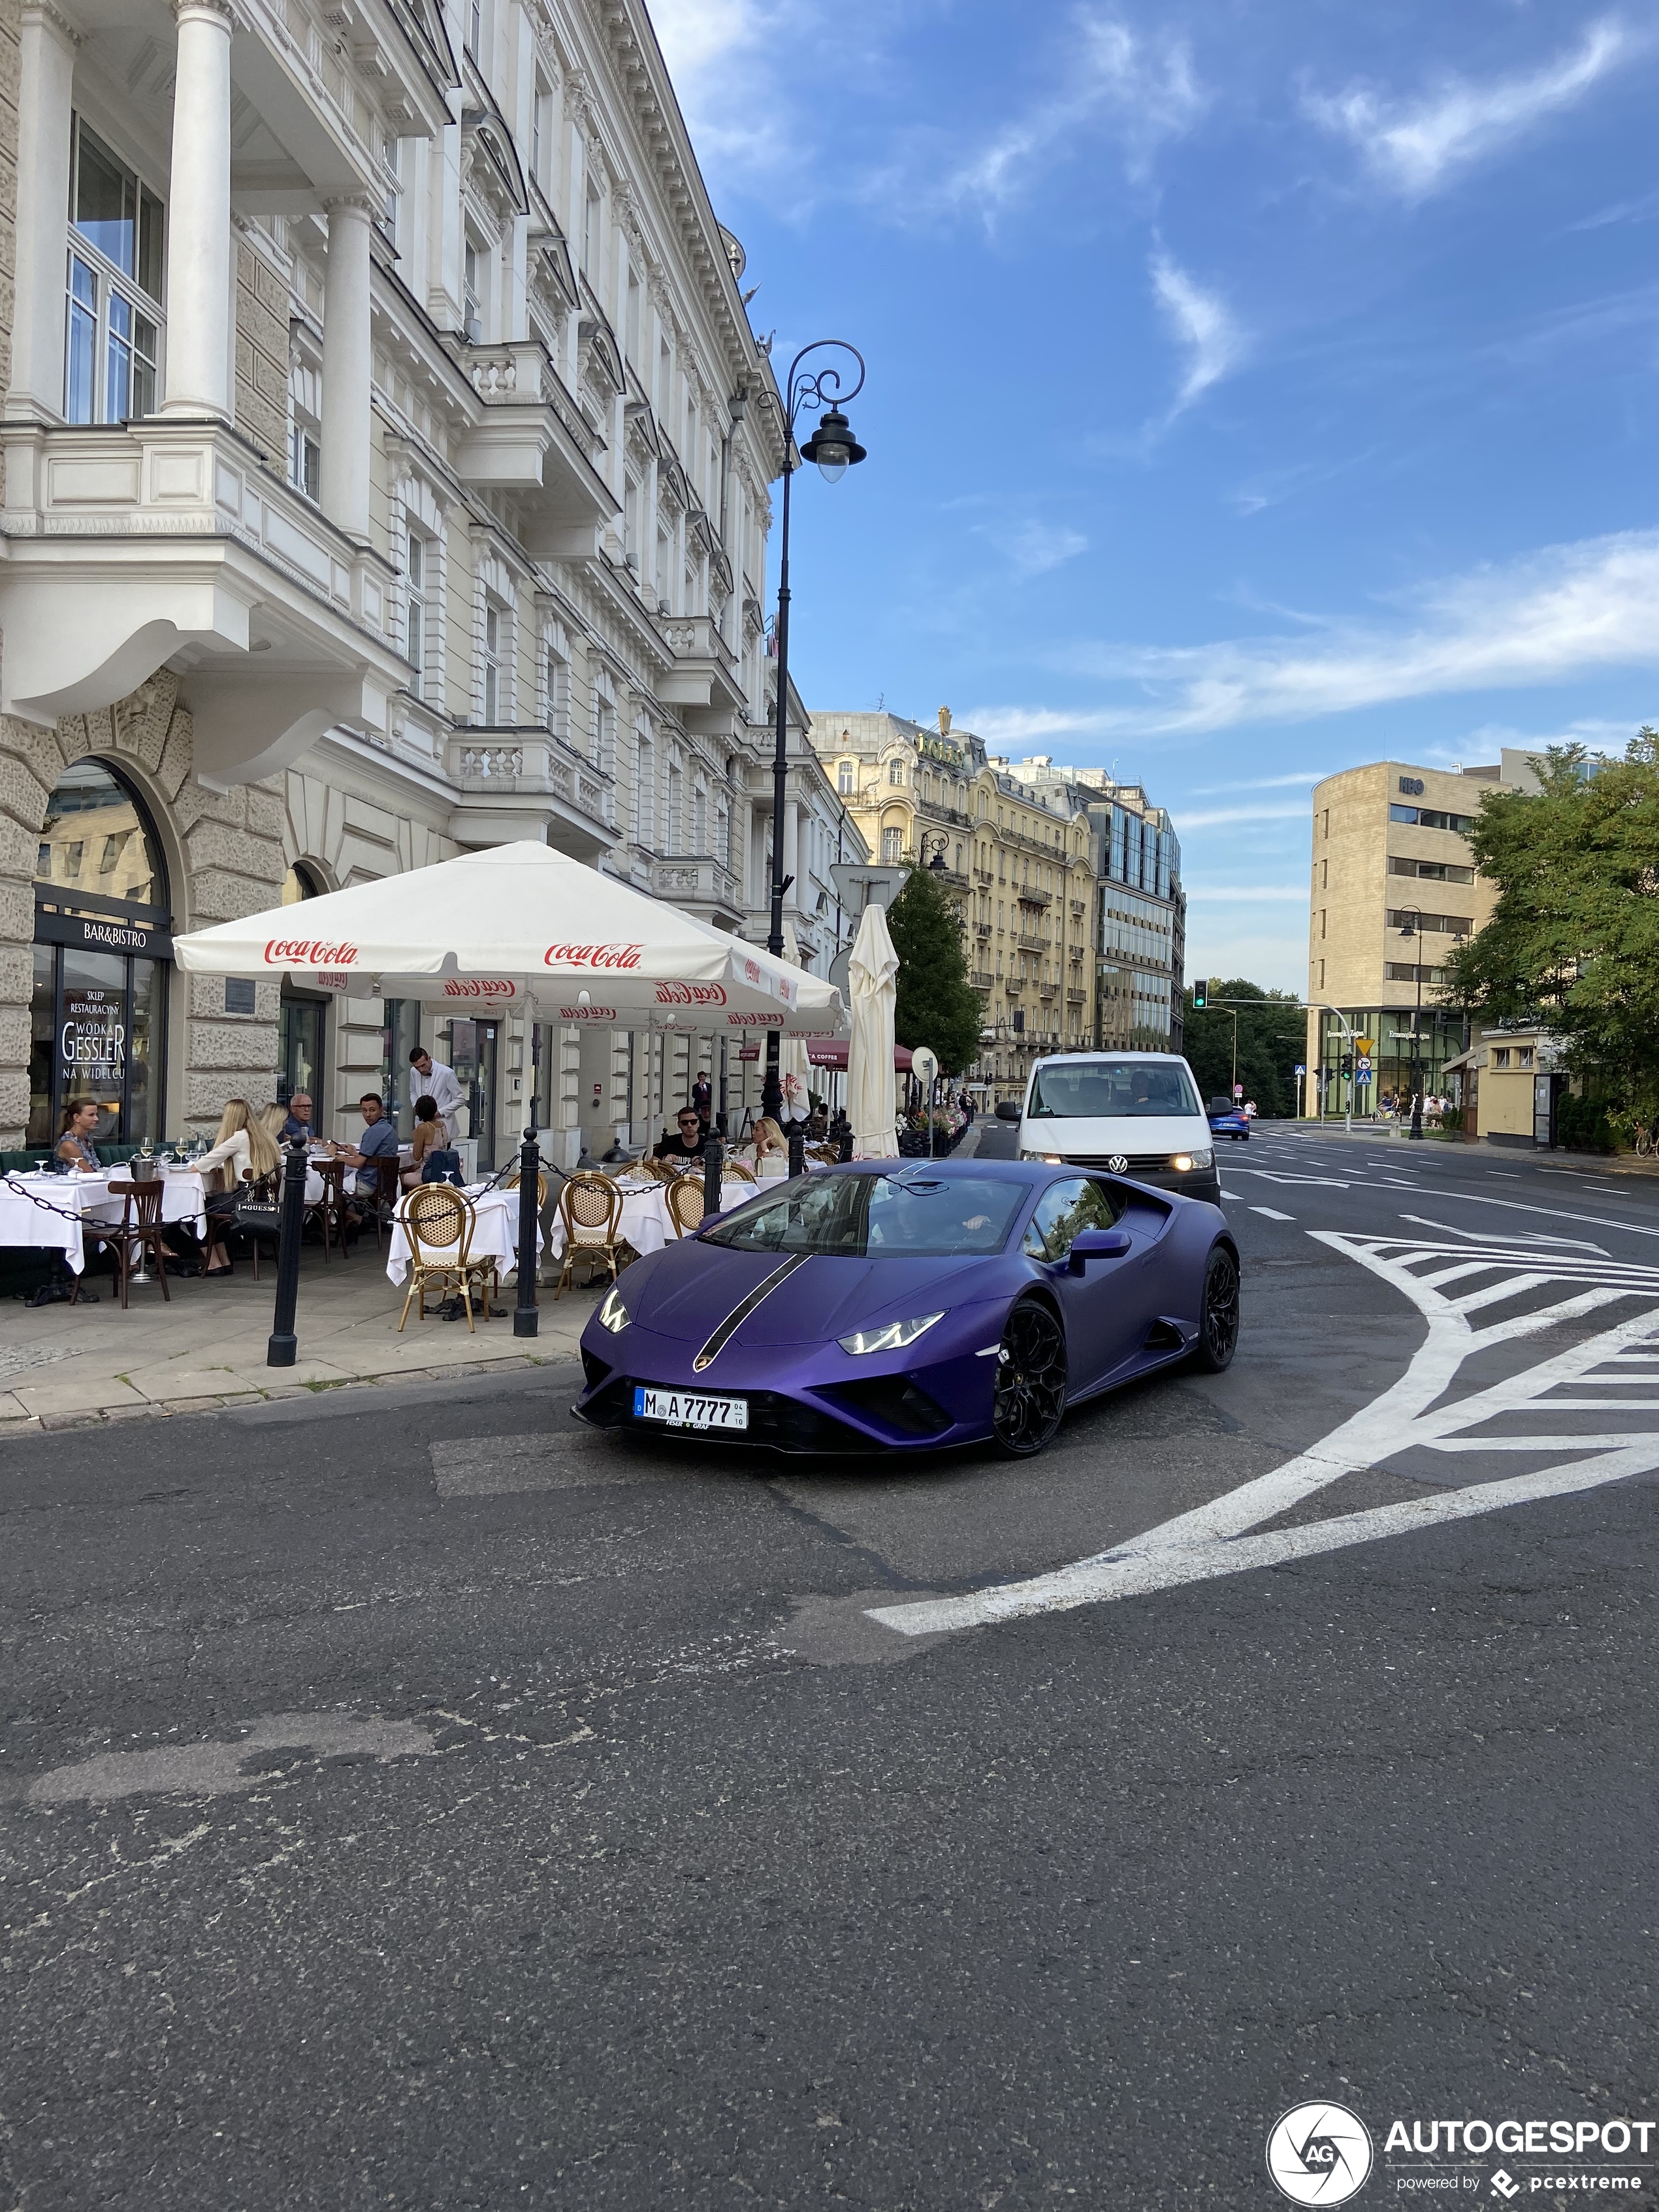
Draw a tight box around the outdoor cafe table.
[385,1183,543,1287]
[0,1164,212,1274]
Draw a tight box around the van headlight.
[1170,1148,1213,1172]
[838,1311,944,1356]
[1021,1149,1065,1164]
[598,1285,630,1334]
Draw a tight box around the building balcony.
[443,727,615,858]
[0,419,407,789]
[1016,929,1050,952]
[453,338,618,561]
[915,795,973,829]
[973,867,995,886]
[657,613,747,729]
[1038,982,1057,1000]
[1066,987,1087,1006]
[974,919,993,939]
[650,854,745,931]
[970,969,994,990]
[1016,886,1052,910]
[1003,976,1024,994]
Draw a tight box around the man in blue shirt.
[340,1094,400,1224]
[279,1091,314,1144]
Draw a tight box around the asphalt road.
[4,1124,1657,2209]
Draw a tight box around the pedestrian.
[692,1072,712,1128]
[408,1044,466,1127]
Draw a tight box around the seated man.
[339,1093,400,1220]
[654,1108,709,1163]
[280,1091,314,1144]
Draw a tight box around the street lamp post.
[1397,905,1425,1139]
[758,340,867,1121]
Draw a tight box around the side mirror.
[1069,1227,1132,1274]
[995,1100,1022,1122]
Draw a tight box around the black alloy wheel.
[991,1297,1069,1458]
[1191,1243,1240,1371]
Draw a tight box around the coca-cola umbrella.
[172,842,843,1354]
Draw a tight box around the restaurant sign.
[59,987,125,1093]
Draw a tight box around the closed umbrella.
[778,920,813,1122]
[846,903,899,1160]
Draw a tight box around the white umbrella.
[777,920,813,1122]
[846,903,899,1160]
[173,842,843,1033]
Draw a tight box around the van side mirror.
[995,1100,1022,1122]
[1069,1227,1132,1274]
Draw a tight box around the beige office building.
[1304,751,1541,1115]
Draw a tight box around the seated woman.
[55,1098,103,1172]
[193,1098,282,1276]
[750,1115,790,1175]
[257,1100,288,1147]
[402,1094,449,1189]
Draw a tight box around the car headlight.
[1169,1148,1214,1172]
[598,1285,630,1334]
[1020,1149,1065,1164]
[838,1311,945,1357]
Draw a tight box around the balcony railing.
[1016,929,1050,952]
[1016,886,1052,909]
[443,727,615,844]
[649,856,744,914]
[970,969,994,989]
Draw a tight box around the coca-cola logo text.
[543,942,644,970]
[558,1006,617,1022]
[263,939,358,966]
[654,982,726,1006]
[442,979,518,997]
[726,1011,783,1027]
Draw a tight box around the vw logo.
[1266,2102,1373,2205]
[1106,1154,1129,1174]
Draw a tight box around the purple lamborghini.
[573,1159,1239,1459]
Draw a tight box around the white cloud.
[1150,252,1246,414]
[892,12,1206,224]
[1307,18,1629,200]
[1000,522,1089,579]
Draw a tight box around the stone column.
[162,0,234,418]
[319,196,373,539]
[6,2,79,424]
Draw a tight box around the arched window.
[283,862,322,904]
[30,758,171,1147]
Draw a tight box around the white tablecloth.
[385,1185,543,1287]
[546,1178,759,1262]
[0,1166,208,1274]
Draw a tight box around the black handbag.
[231,1172,282,1236]
[421,1147,464,1186]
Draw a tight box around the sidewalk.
[0,1245,602,1433]
[1304,1121,1659,1177]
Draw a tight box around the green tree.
[887,866,984,1075]
[1182,980,1306,1119]
[1440,731,1659,1116]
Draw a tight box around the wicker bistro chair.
[553,1173,625,1298]
[722,1157,758,1185]
[396,1184,497,1332]
[664,1174,706,1238]
[498,1166,551,1205]
[72,1179,170,1308]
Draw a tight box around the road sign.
[1294,1063,1306,1075]
[830,862,908,912]
[1232,1084,1244,1097]
[910,1046,940,1090]
[1356,1057,1373,1076]
[1354,1036,1374,1056]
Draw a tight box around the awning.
[806,1038,912,1072]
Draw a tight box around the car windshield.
[1027,1060,1200,1119]
[701,1172,1026,1257]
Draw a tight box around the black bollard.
[838,1128,853,1163]
[702,1135,724,1220]
[266,1135,310,1367]
[788,1127,805,1179]
[513,1126,540,1338]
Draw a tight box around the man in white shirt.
[408,1046,466,1127]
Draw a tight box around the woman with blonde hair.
[257,1100,287,1145]
[193,1099,282,1276]
[750,1115,790,1176]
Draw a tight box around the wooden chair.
[665,1174,705,1238]
[396,1184,494,1332]
[74,1179,170,1309]
[553,1173,624,1298]
[357,1155,402,1253]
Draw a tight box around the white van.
[998,1051,1220,1205]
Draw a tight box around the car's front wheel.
[991,1297,1068,1457]
[1191,1243,1240,1371]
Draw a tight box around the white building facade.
[0,0,823,1166]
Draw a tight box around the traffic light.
[1192,979,1208,1010]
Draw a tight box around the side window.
[1021,1178,1123,1264]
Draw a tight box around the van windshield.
[1027,1060,1200,1119]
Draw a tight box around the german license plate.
[633,1385,749,1432]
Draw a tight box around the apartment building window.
[380,139,403,249]
[532,86,551,190]
[666,760,683,855]
[1389,856,1474,885]
[543,643,570,743]
[1319,859,1327,890]
[583,184,601,278]
[65,121,164,423]
[888,760,905,786]
[462,239,484,342]
[288,358,321,501]
[1321,810,1329,838]
[406,533,430,697]
[838,761,854,795]
[481,601,505,722]
[691,780,707,853]
[1318,960,1325,991]
[466,0,483,59]
[882,827,902,863]
[634,734,654,845]
[1319,910,1327,938]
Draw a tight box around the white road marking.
[867,1234,1659,1637]
[1251,1206,1296,1221]
[1397,1212,1609,1256]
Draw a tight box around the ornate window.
[65,120,164,424]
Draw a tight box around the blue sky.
[650,1,1659,990]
